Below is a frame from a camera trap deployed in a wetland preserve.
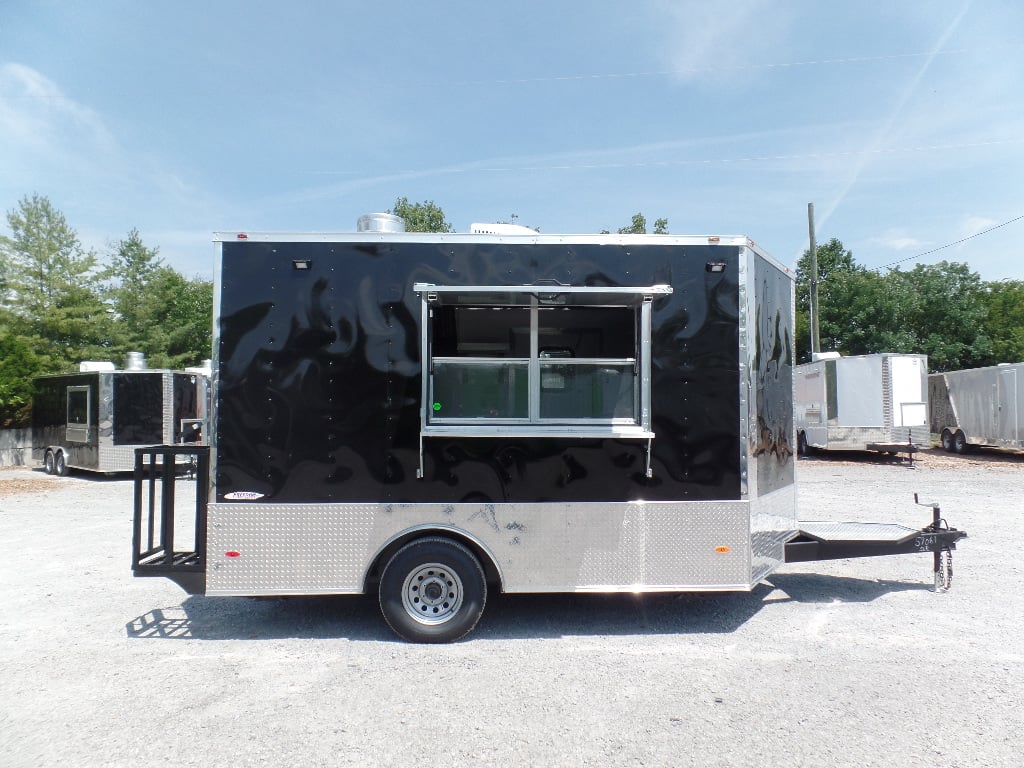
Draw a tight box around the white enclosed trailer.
[929,362,1024,452]
[795,353,929,456]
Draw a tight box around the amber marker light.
[714,546,731,554]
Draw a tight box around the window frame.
[415,283,671,446]
[66,385,91,443]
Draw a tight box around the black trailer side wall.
[113,373,164,444]
[32,374,101,466]
[215,240,744,504]
[752,260,795,496]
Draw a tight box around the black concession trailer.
[33,361,208,475]
[132,228,965,642]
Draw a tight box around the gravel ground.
[1,450,1021,768]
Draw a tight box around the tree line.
[395,198,1024,371]
[0,194,213,427]
[796,238,1024,370]
[4,193,1020,426]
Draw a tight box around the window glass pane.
[67,389,89,426]
[432,306,530,357]
[539,363,635,420]
[537,306,636,358]
[431,361,529,419]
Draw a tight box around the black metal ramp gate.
[131,446,209,595]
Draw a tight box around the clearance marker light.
[714,546,731,554]
[236,233,248,239]
[225,551,241,558]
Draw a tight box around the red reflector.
[236,233,248,239]
[225,551,241,558]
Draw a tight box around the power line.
[445,48,976,87]
[879,215,1024,270]
[308,138,1022,177]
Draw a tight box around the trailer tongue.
[786,496,967,591]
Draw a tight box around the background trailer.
[132,229,965,642]
[794,353,929,456]
[930,362,1023,452]
[32,360,207,475]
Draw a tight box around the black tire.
[54,450,68,477]
[797,431,811,457]
[44,450,55,475]
[953,430,969,454]
[379,537,486,644]
[940,429,955,452]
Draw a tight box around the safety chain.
[936,548,953,591]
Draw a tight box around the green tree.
[817,267,918,356]
[981,279,1024,364]
[602,213,668,235]
[101,228,163,343]
[389,197,453,233]
[0,327,42,427]
[893,261,992,372]
[794,238,863,360]
[97,229,212,368]
[618,213,647,234]
[795,238,859,314]
[0,193,110,370]
[130,266,213,369]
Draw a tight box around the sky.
[1,0,1023,282]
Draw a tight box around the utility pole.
[807,202,821,357]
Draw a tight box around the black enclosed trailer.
[33,362,208,475]
[133,229,965,642]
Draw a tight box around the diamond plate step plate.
[796,521,917,542]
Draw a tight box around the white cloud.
[651,0,794,84]
[868,232,928,252]
[0,62,224,277]
[0,62,115,159]
[960,215,998,237]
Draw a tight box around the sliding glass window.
[416,283,670,439]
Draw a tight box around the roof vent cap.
[357,213,406,233]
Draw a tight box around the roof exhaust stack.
[357,213,406,233]
[125,351,147,370]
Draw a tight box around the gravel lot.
[1,449,1021,767]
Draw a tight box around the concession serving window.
[66,385,91,443]
[413,282,672,477]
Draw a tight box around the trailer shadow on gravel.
[125,572,935,643]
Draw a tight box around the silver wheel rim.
[401,563,464,626]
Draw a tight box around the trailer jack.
[914,493,961,592]
[784,494,967,590]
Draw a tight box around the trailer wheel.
[44,450,56,475]
[379,537,486,644]
[940,429,955,452]
[797,431,813,457]
[54,450,69,477]
[953,430,969,454]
